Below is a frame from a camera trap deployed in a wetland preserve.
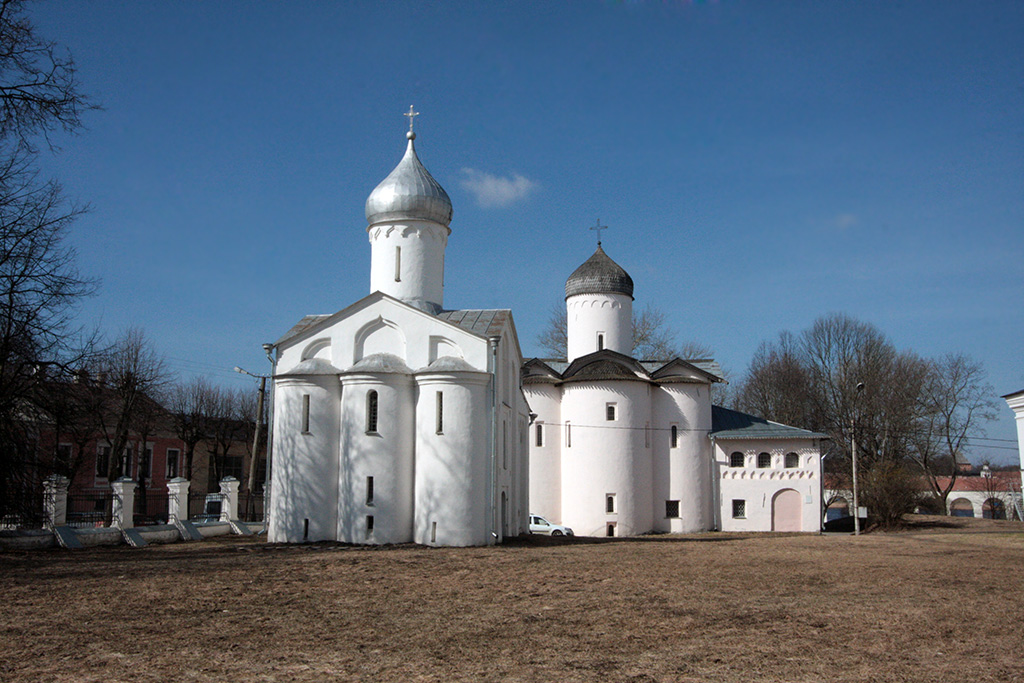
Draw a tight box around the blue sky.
[32,1,1023,464]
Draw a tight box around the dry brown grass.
[2,516,1022,682]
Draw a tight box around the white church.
[268,113,826,545]
[267,118,531,546]
[525,244,827,537]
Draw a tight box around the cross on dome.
[404,105,419,134]
[589,219,608,246]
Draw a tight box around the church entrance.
[771,489,802,532]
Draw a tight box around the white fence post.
[167,477,190,523]
[219,477,240,522]
[43,474,70,529]
[110,478,136,529]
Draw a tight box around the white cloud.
[459,168,538,208]
[832,213,858,231]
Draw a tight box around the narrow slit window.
[367,515,374,536]
[535,423,543,447]
[301,394,311,433]
[431,521,437,543]
[502,420,508,469]
[303,518,309,540]
[394,246,401,282]
[597,333,605,351]
[435,391,443,434]
[606,403,616,421]
[670,425,678,448]
[645,422,650,448]
[367,390,379,434]
[565,421,571,448]
[366,476,374,506]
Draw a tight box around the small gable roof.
[711,405,828,440]
[561,349,651,383]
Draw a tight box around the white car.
[529,514,574,536]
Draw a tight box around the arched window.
[366,390,379,434]
[729,452,744,468]
[757,452,772,468]
[785,453,799,468]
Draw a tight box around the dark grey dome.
[565,245,634,299]
[365,132,453,226]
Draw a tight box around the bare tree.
[0,0,96,150]
[910,353,997,514]
[91,328,170,481]
[735,313,999,527]
[168,377,216,480]
[535,302,712,361]
[0,0,97,521]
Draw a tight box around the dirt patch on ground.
[2,521,1022,682]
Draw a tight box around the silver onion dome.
[365,131,453,227]
[565,245,634,299]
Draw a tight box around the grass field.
[2,516,1022,682]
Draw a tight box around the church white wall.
[561,380,653,537]
[414,372,492,546]
[652,384,713,533]
[337,373,415,545]
[275,297,490,377]
[369,220,448,312]
[715,439,822,533]
[524,384,562,523]
[566,292,633,362]
[268,377,341,543]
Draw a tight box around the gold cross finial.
[589,219,608,246]
[404,105,419,133]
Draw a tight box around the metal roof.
[710,405,828,440]
[436,309,510,338]
[564,245,634,299]
[365,132,452,226]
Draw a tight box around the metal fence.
[240,492,264,523]
[133,491,169,526]
[66,492,112,529]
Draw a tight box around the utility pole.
[852,381,865,536]
[235,366,268,521]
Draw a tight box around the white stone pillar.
[219,476,240,522]
[43,474,70,529]
[167,477,191,523]
[110,477,136,529]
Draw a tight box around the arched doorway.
[982,498,1006,520]
[825,497,849,522]
[772,489,802,531]
[949,498,974,517]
